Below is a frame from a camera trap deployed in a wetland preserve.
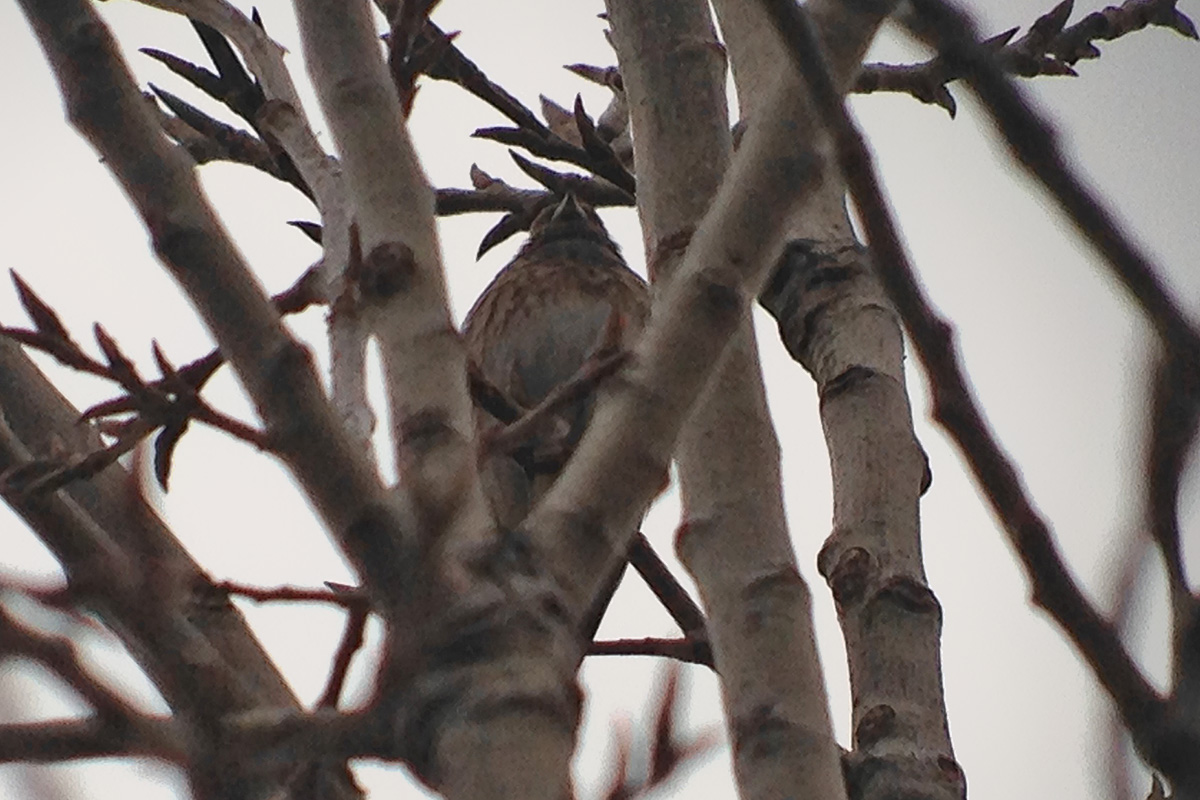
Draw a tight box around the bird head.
[524,193,622,256]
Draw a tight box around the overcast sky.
[1,1,1198,798]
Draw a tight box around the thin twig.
[405,19,638,192]
[436,168,633,216]
[1104,527,1154,800]
[317,602,371,708]
[486,352,630,456]
[1145,350,1197,603]
[0,717,183,764]
[0,607,135,723]
[856,0,1197,115]
[219,581,370,610]
[3,262,323,492]
[904,0,1200,359]
[626,534,710,651]
[588,637,714,667]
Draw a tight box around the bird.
[462,193,650,533]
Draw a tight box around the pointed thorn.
[11,272,69,340]
[472,126,526,147]
[190,18,249,87]
[1038,0,1074,36]
[477,212,523,259]
[540,94,574,125]
[936,88,958,118]
[1170,9,1198,38]
[469,163,494,189]
[564,63,617,87]
[151,341,179,381]
[507,150,572,194]
[80,396,138,422]
[573,93,595,133]
[153,419,188,491]
[286,220,323,244]
[93,325,141,389]
[984,27,1019,48]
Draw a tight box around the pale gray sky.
[1,1,1198,798]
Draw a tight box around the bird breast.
[464,252,647,411]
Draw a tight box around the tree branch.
[18,0,417,618]
[522,0,896,693]
[588,637,713,666]
[761,0,1187,785]
[604,1,868,799]
[0,717,184,765]
[855,0,1197,115]
[904,0,1200,360]
[0,338,364,798]
[294,0,487,532]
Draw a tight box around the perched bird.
[462,194,649,532]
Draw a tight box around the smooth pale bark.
[717,2,961,798]
[604,1,850,799]
[254,99,375,454]
[292,0,489,536]
[292,5,584,800]
[523,0,892,657]
[133,1,375,453]
[16,1,943,798]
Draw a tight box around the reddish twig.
[485,351,631,456]
[0,606,135,723]
[626,534,711,661]
[141,17,312,198]
[2,264,325,491]
[589,637,714,667]
[904,0,1200,358]
[218,581,370,610]
[317,599,371,709]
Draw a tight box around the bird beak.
[550,192,586,225]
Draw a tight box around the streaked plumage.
[463,194,648,529]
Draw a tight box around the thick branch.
[714,3,961,798]
[0,717,184,764]
[296,5,582,800]
[765,0,1183,785]
[524,0,895,659]
[605,2,863,800]
[294,0,488,532]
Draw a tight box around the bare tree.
[1,0,1197,799]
